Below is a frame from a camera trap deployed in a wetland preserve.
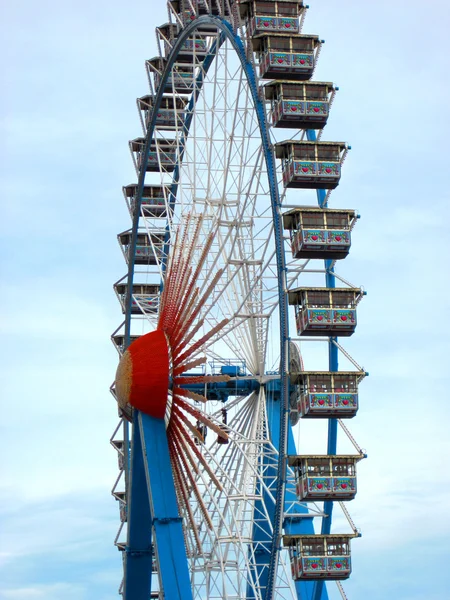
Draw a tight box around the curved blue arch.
[121,14,321,600]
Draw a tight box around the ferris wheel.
[110,2,367,599]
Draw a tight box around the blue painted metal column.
[123,411,153,600]
[306,130,338,600]
[138,412,193,600]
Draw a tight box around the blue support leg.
[123,411,153,600]
[138,412,193,600]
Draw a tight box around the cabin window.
[283,84,304,99]
[327,540,349,556]
[281,2,299,16]
[332,292,355,308]
[302,540,325,556]
[326,213,349,228]
[305,84,328,100]
[292,37,313,51]
[306,290,330,307]
[308,459,330,476]
[269,36,291,51]
[293,145,315,160]
[316,145,341,161]
[298,378,307,395]
[302,212,325,228]
[257,1,277,15]
[334,374,356,393]
[332,460,355,476]
[308,375,332,393]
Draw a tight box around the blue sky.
[1,1,449,599]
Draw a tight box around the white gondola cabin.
[284,534,356,580]
[283,207,357,259]
[275,141,348,189]
[129,137,178,173]
[114,282,161,315]
[147,57,195,94]
[123,184,169,218]
[290,371,365,418]
[157,22,209,61]
[238,0,305,36]
[288,287,363,336]
[289,455,364,501]
[137,95,187,131]
[252,34,321,80]
[264,80,335,129]
[118,230,165,265]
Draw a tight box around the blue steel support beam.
[306,130,339,600]
[123,411,153,600]
[180,376,258,402]
[139,412,193,600]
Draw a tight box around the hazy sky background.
[1,1,449,599]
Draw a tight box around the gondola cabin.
[264,80,335,129]
[252,34,321,80]
[275,141,348,189]
[111,439,125,470]
[114,282,161,315]
[118,230,165,265]
[147,57,195,94]
[284,534,356,580]
[290,371,365,418]
[137,95,187,131]
[112,333,141,355]
[238,0,305,36]
[289,455,364,500]
[123,184,169,218]
[112,490,126,503]
[283,207,356,259]
[129,137,178,173]
[157,22,208,61]
[288,287,363,336]
[169,0,228,30]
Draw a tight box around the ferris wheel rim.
[122,15,291,600]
